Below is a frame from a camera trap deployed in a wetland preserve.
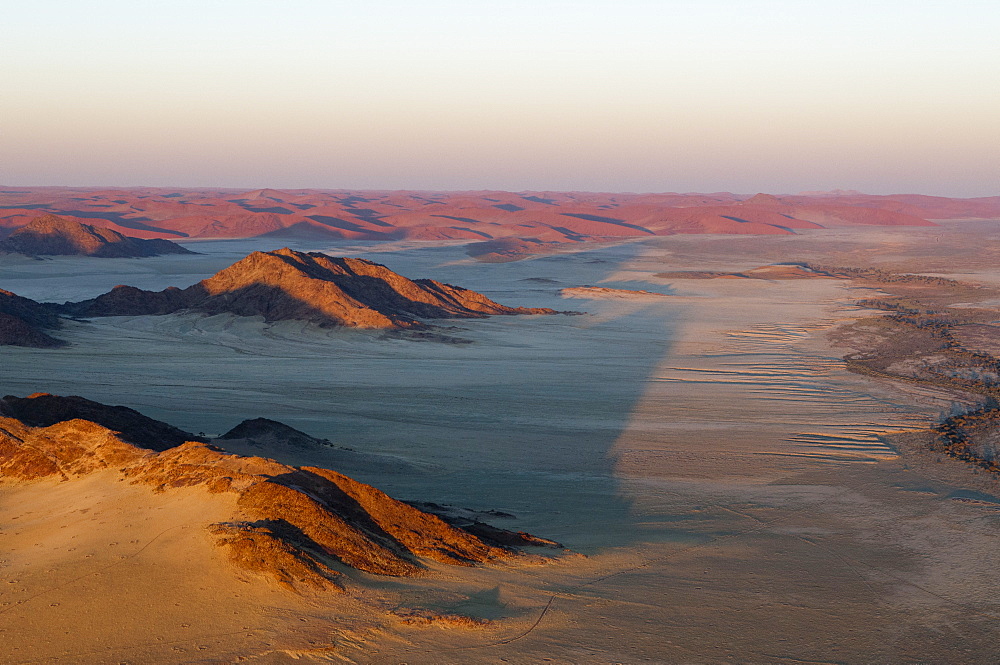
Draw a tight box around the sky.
[2,1,998,196]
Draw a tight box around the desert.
[3,190,1000,663]
[8,0,1000,659]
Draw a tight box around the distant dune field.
[3,188,984,254]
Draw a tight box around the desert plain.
[5,206,1000,663]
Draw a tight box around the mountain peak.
[743,193,784,206]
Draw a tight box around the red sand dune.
[154,213,294,238]
[790,193,1000,220]
[395,226,495,241]
[786,205,934,227]
[3,187,992,253]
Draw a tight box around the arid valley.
[5,189,1000,663]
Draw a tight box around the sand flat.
[1,472,276,663]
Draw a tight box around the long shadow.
[342,209,395,227]
[559,212,656,235]
[11,239,681,554]
[316,241,682,552]
[305,215,375,234]
[240,205,295,215]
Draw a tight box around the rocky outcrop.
[466,237,562,262]
[219,417,332,448]
[409,501,564,550]
[0,215,194,257]
[0,403,550,591]
[0,289,65,348]
[62,284,192,317]
[62,248,558,328]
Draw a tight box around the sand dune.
[0,187,968,255]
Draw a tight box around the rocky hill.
[0,214,194,257]
[219,417,331,448]
[62,247,557,328]
[0,393,204,449]
[0,289,65,348]
[0,397,556,590]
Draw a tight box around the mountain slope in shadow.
[0,289,65,348]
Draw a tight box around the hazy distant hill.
[0,215,194,257]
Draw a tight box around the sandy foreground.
[4,224,1000,663]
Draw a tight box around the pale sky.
[2,0,998,196]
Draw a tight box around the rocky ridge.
[0,395,556,592]
[0,289,64,348]
[0,393,204,450]
[61,247,558,328]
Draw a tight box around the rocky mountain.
[62,247,558,328]
[0,396,556,590]
[0,214,194,257]
[0,289,64,348]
